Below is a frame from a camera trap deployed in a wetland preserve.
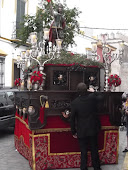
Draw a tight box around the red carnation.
[30,71,43,85]
[112,80,115,83]
[14,78,21,86]
[108,74,121,88]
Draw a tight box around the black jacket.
[70,92,102,138]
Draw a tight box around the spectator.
[122,94,128,152]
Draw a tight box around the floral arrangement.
[14,78,21,86]
[108,74,121,87]
[30,71,43,85]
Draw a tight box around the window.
[0,92,7,107]
[16,0,25,37]
[6,92,14,104]
[0,57,5,88]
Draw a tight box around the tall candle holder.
[90,33,124,91]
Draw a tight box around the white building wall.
[1,0,16,39]
[0,39,13,87]
[28,0,37,15]
[120,63,128,92]
[0,0,30,87]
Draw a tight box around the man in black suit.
[70,82,102,170]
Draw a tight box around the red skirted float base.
[14,110,119,170]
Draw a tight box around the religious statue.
[49,3,66,45]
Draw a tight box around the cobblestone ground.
[0,128,31,170]
[0,127,127,170]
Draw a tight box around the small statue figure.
[88,75,98,91]
[57,74,63,84]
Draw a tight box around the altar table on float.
[14,111,119,170]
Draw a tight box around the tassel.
[45,101,49,108]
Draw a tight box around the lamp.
[44,28,50,40]
[17,55,21,64]
[91,42,100,62]
[92,42,97,53]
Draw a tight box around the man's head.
[77,82,87,95]
[57,3,63,13]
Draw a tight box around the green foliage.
[17,1,81,48]
[26,51,103,70]
[49,51,103,67]
[63,6,80,47]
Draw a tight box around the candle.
[56,39,63,50]
[20,80,24,90]
[92,43,97,52]
[17,55,21,61]
[27,78,32,91]
[30,32,37,44]
[44,28,49,40]
[21,51,26,60]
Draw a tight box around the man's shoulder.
[89,92,103,101]
[71,97,79,104]
[88,93,95,98]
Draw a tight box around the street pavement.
[0,128,31,170]
[0,127,127,170]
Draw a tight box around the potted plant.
[30,71,43,90]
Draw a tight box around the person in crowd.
[122,94,128,152]
[70,82,102,170]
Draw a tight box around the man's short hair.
[77,83,87,94]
